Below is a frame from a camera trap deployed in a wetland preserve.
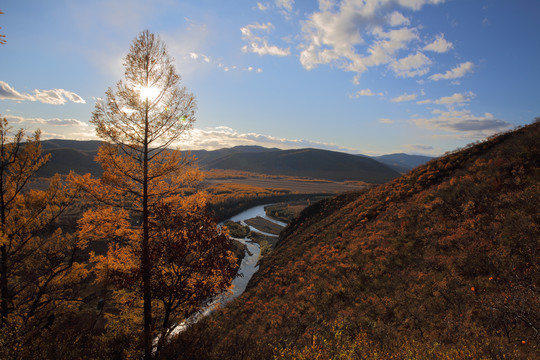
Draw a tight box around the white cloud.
[178,126,354,152]
[364,26,420,67]
[390,51,431,77]
[5,115,89,127]
[379,118,394,124]
[349,88,384,98]
[0,81,85,105]
[257,2,269,11]
[411,109,511,134]
[241,22,291,56]
[275,0,294,12]
[397,0,446,11]
[299,0,442,83]
[185,52,258,73]
[391,93,417,102]
[0,81,35,101]
[33,89,86,105]
[429,61,474,81]
[423,33,453,53]
[387,11,410,26]
[417,91,475,106]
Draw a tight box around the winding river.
[169,204,282,335]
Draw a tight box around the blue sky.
[1,0,539,156]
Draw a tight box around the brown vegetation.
[244,216,283,235]
[167,120,540,359]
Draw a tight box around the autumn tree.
[0,117,86,357]
[75,30,236,359]
[0,10,6,45]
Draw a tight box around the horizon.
[41,137,437,158]
[1,1,539,157]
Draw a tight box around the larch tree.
[75,30,236,359]
[0,117,86,357]
[0,10,6,45]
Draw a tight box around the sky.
[1,0,539,156]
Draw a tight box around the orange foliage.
[167,121,540,359]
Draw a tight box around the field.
[202,176,368,194]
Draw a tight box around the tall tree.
[75,30,226,358]
[0,117,86,358]
[79,193,238,358]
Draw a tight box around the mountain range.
[37,140,429,183]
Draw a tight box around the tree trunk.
[0,244,7,325]
[142,76,152,359]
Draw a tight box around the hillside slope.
[170,121,540,359]
[205,148,400,183]
[37,148,102,178]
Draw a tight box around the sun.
[135,85,160,102]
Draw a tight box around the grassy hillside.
[205,148,400,183]
[168,121,540,359]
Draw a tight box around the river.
[169,203,282,336]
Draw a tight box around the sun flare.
[135,85,160,102]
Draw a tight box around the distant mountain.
[171,122,540,359]
[41,139,102,152]
[37,140,403,183]
[204,148,400,183]
[371,153,433,173]
[189,145,279,165]
[37,140,102,177]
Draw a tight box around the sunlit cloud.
[6,114,89,127]
[178,126,355,153]
[349,88,384,98]
[417,91,475,106]
[391,93,417,102]
[423,33,453,53]
[257,2,269,11]
[0,81,35,101]
[241,22,291,56]
[0,81,85,105]
[298,0,445,83]
[411,109,511,135]
[379,118,394,124]
[387,11,410,27]
[184,51,261,73]
[429,61,474,81]
[3,114,95,140]
[390,51,432,77]
[33,89,86,105]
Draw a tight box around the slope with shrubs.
[168,120,540,359]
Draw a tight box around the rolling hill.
[37,140,102,178]
[168,121,540,359]
[204,148,400,183]
[36,141,401,183]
